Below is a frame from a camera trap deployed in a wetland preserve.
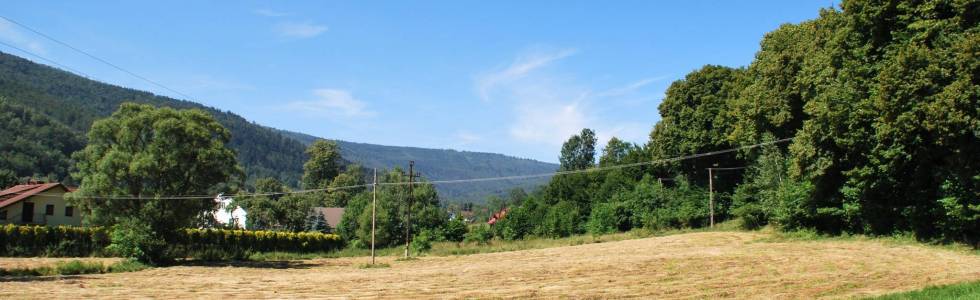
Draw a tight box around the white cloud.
[287,89,375,118]
[0,19,45,54]
[275,21,328,38]
[595,76,668,98]
[476,48,577,101]
[473,47,665,153]
[510,101,589,145]
[254,9,290,17]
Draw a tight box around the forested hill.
[0,51,557,201]
[0,51,306,185]
[280,130,558,202]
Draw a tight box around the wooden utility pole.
[708,168,714,228]
[404,161,414,258]
[706,166,745,228]
[371,168,377,265]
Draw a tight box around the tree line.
[487,0,978,246]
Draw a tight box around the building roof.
[0,183,68,209]
[310,207,345,229]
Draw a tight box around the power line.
[0,39,93,79]
[7,137,791,200]
[0,15,196,101]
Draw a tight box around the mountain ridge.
[0,51,555,202]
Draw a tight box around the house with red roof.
[0,182,82,226]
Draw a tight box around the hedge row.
[0,224,342,257]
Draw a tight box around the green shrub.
[464,225,493,245]
[106,219,169,264]
[411,229,434,253]
[540,201,581,238]
[106,260,150,273]
[54,260,105,275]
[442,218,467,242]
[587,202,631,235]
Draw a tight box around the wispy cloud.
[0,19,45,54]
[275,21,328,38]
[510,101,590,145]
[476,48,577,101]
[595,75,669,98]
[286,89,375,118]
[254,9,290,17]
[473,46,662,151]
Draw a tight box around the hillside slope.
[281,130,557,202]
[0,51,556,201]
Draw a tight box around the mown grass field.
[1,230,978,299]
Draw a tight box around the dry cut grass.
[1,231,978,299]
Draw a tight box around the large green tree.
[648,65,746,190]
[69,103,241,263]
[301,140,343,189]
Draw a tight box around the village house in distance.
[0,182,81,226]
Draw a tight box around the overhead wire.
[5,138,792,200]
[0,15,196,101]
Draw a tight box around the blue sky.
[2,1,830,163]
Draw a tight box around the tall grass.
[0,260,150,277]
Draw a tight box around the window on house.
[0,210,6,220]
[65,206,74,217]
[46,204,55,216]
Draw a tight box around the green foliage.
[0,99,83,183]
[464,225,493,245]
[586,202,631,235]
[302,140,343,189]
[69,103,241,263]
[324,165,366,207]
[618,1,980,245]
[233,177,314,231]
[648,65,746,189]
[305,211,330,233]
[0,52,306,187]
[0,169,18,190]
[0,224,110,257]
[0,224,341,258]
[0,260,147,277]
[106,219,168,264]
[442,217,468,242]
[411,229,434,253]
[869,280,980,300]
[559,128,597,171]
[338,169,446,248]
[540,201,582,238]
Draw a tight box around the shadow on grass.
[172,260,320,269]
[0,274,99,283]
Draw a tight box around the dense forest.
[0,51,305,185]
[0,99,83,187]
[0,51,556,201]
[488,0,978,246]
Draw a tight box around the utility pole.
[706,166,746,228]
[708,168,714,228]
[371,168,377,265]
[404,161,414,258]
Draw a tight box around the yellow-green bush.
[0,224,342,258]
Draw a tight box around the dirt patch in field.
[1,232,978,299]
[0,257,123,270]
